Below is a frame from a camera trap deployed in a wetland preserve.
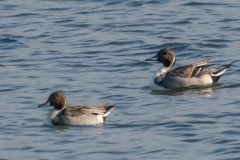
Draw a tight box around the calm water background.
[1,0,240,159]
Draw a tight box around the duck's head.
[38,92,67,110]
[146,48,176,69]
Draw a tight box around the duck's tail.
[102,104,117,120]
[210,61,234,82]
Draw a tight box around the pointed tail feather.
[102,104,117,118]
[211,62,233,77]
[210,62,233,82]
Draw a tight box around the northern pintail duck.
[38,92,116,126]
[146,48,233,90]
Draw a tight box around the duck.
[38,91,116,126]
[146,48,233,90]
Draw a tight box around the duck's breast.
[43,109,62,125]
[149,68,167,90]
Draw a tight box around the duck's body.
[39,92,116,126]
[146,48,233,90]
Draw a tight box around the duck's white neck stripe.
[167,55,175,71]
[64,98,67,108]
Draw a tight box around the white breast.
[149,68,167,91]
[43,109,62,125]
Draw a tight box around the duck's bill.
[38,101,50,107]
[146,55,157,61]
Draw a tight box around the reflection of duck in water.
[38,92,116,126]
[151,85,215,97]
[186,86,214,98]
[146,48,233,90]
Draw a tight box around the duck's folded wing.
[59,104,109,117]
[167,65,193,78]
[167,58,211,78]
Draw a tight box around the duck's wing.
[191,64,215,77]
[59,104,108,117]
[167,58,211,78]
[58,103,116,117]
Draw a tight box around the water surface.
[1,0,240,159]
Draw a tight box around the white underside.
[198,74,213,85]
[96,115,104,124]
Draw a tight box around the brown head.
[38,92,67,110]
[146,48,176,69]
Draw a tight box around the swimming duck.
[146,48,233,90]
[38,92,116,126]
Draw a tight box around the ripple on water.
[0,0,240,159]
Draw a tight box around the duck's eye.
[162,52,167,55]
[52,96,57,100]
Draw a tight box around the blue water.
[1,0,240,159]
